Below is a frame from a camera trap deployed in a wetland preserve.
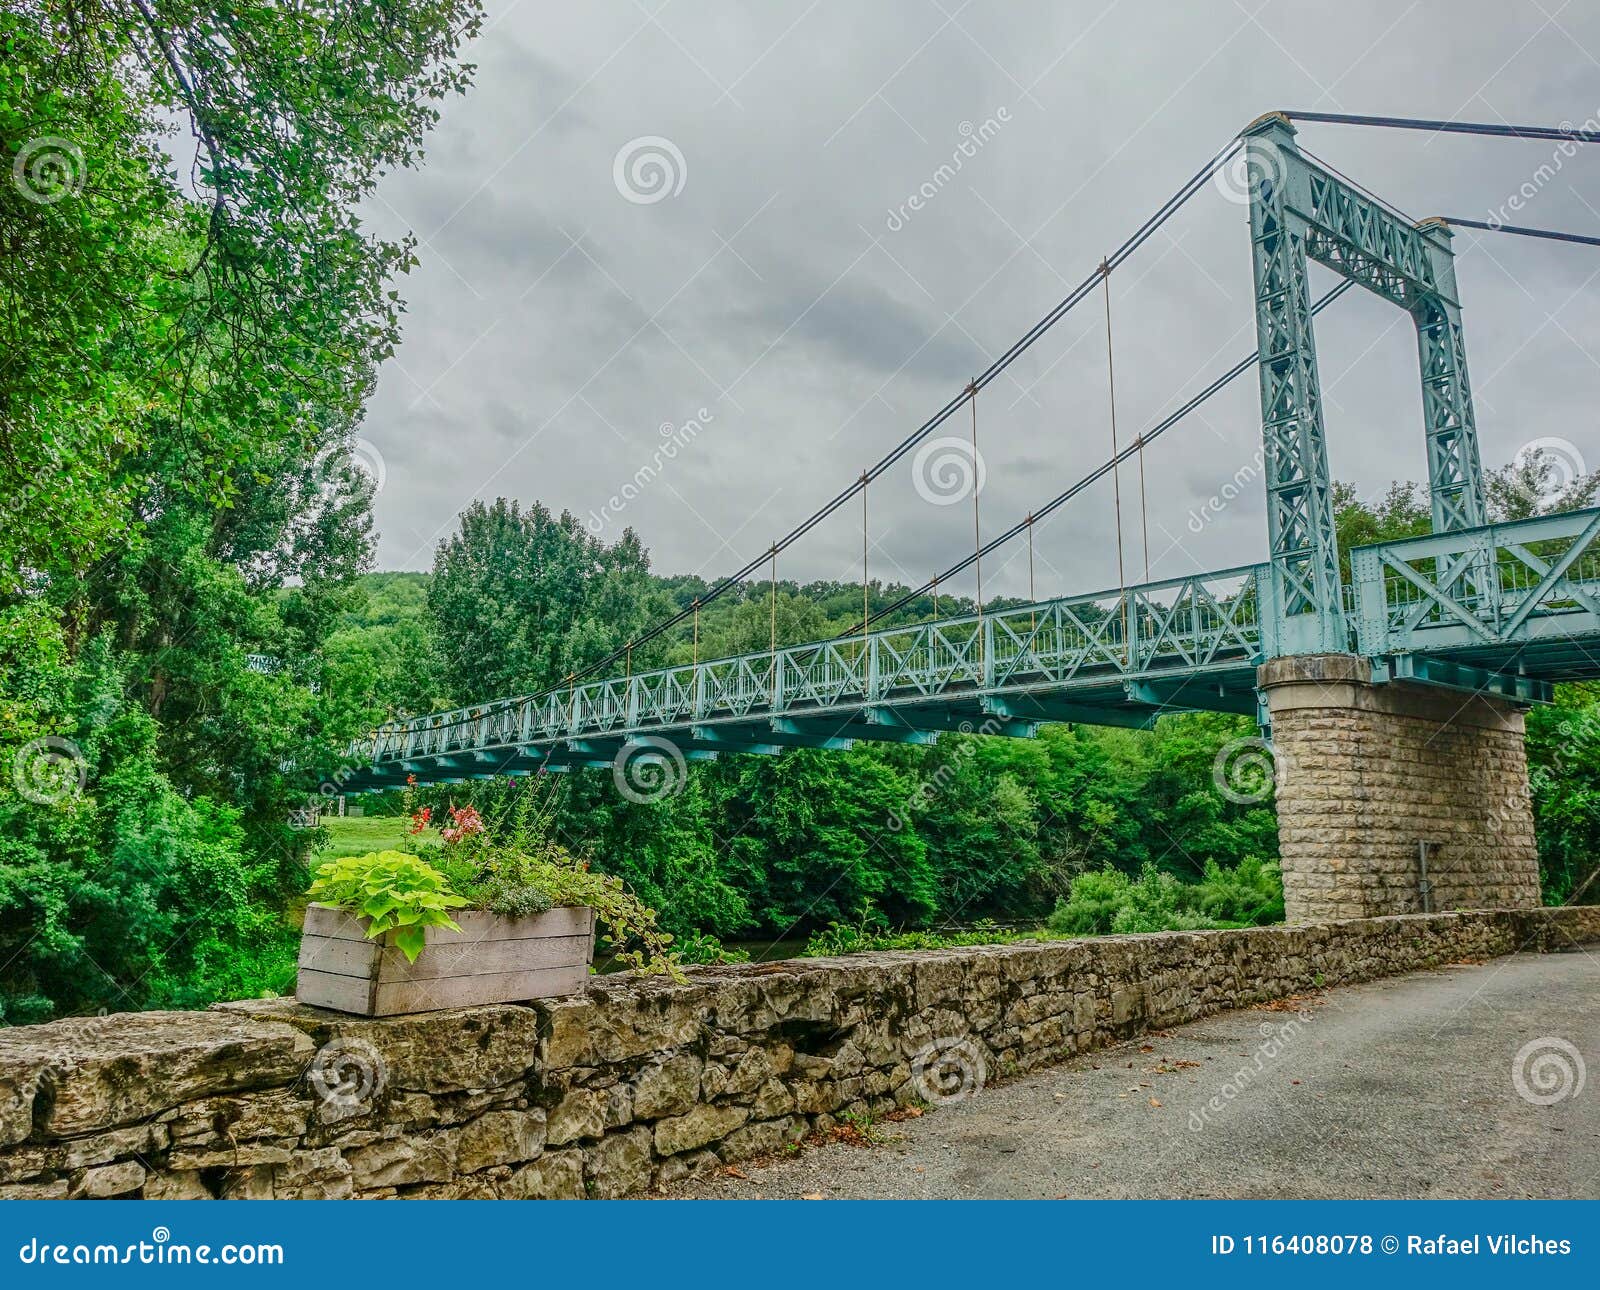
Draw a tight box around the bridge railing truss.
[1350,506,1600,661]
[353,564,1271,774]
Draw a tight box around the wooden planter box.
[296,903,595,1016]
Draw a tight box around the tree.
[0,0,485,1017]
[1,1,484,588]
[428,499,672,701]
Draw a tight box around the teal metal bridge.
[332,115,1600,793]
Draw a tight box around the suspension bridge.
[332,111,1598,920]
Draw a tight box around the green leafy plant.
[399,775,685,978]
[305,850,467,962]
[671,931,750,965]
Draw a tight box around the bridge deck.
[334,509,1600,792]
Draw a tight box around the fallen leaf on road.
[724,1166,748,1179]
[802,1192,825,1200]
[1149,1097,1163,1108]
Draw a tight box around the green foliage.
[1046,858,1285,937]
[0,625,308,1018]
[1189,855,1285,926]
[670,931,750,965]
[803,906,1032,957]
[306,851,467,962]
[427,499,673,699]
[0,0,485,1017]
[413,779,684,977]
[1525,684,1600,904]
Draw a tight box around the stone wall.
[1,907,1593,1200]
[1260,654,1542,922]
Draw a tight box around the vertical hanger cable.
[1102,261,1131,657]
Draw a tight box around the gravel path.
[670,950,1600,1199]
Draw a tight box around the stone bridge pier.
[1260,654,1542,922]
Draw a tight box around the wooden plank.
[376,934,594,982]
[296,968,378,1015]
[297,933,379,978]
[302,903,371,941]
[369,964,590,1015]
[303,903,593,943]
[442,906,594,942]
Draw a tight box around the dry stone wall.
[0,907,1594,1200]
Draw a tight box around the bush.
[1189,855,1285,926]
[1047,858,1285,937]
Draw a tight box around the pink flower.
[440,805,485,844]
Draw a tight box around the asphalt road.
[672,951,1600,1199]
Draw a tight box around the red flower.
[408,805,433,835]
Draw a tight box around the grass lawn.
[315,813,440,860]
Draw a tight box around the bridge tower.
[1243,115,1540,920]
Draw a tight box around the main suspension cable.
[1284,110,1600,144]
[520,134,1248,698]
[1442,216,1600,249]
[843,277,1359,636]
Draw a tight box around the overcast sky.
[360,0,1600,606]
